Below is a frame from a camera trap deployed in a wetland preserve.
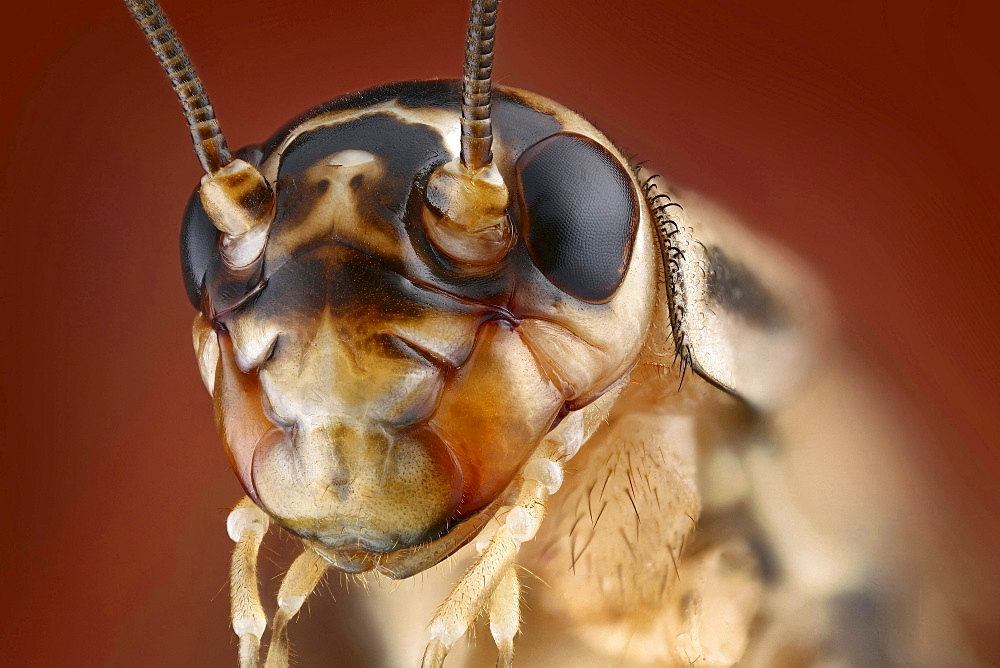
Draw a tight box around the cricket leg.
[421,523,520,667]
[421,454,568,668]
[419,482,539,666]
[418,387,622,667]
[228,497,270,668]
[489,566,520,668]
[264,547,329,668]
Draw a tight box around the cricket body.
[127,1,963,666]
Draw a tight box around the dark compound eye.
[181,187,219,308]
[515,132,639,303]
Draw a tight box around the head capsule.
[131,0,658,577]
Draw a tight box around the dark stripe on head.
[260,81,560,159]
[277,113,447,217]
[261,81,459,157]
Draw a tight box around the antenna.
[125,0,232,174]
[460,0,498,173]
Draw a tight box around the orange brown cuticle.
[186,81,656,571]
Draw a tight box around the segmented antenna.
[460,0,498,173]
[125,0,232,174]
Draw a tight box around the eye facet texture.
[516,132,639,303]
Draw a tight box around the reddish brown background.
[1,0,998,664]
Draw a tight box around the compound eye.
[515,132,639,303]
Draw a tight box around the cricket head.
[187,81,656,576]
[132,0,657,577]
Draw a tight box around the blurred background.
[1,0,997,664]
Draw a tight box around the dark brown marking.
[184,81,565,311]
[260,80,560,160]
[706,246,786,328]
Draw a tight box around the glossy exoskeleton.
[126,1,973,666]
[185,81,656,578]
